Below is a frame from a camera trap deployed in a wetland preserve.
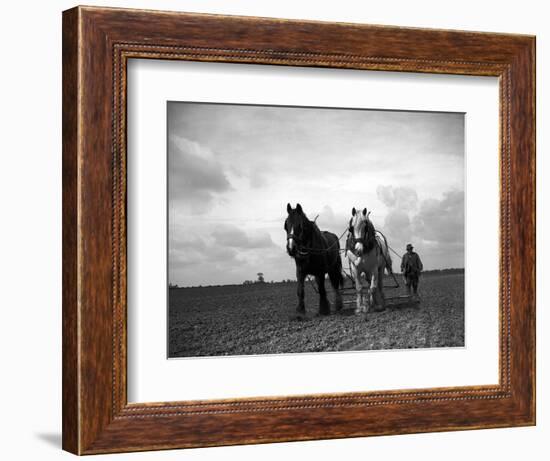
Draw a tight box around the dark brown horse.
[284,203,343,318]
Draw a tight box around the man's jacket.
[401,252,423,275]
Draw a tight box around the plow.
[308,266,420,311]
[306,228,420,311]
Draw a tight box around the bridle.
[348,223,366,246]
[286,222,311,257]
[348,216,375,255]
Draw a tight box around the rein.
[289,224,348,257]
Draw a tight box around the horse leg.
[316,274,331,316]
[296,269,306,319]
[329,270,343,312]
[380,266,387,309]
[363,273,374,320]
[372,268,386,312]
[354,270,364,314]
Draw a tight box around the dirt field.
[168,272,464,358]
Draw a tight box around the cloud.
[375,186,419,243]
[166,103,464,284]
[314,205,350,236]
[384,209,412,242]
[170,233,237,259]
[169,224,283,286]
[211,225,276,249]
[169,233,241,285]
[249,167,267,189]
[169,235,236,267]
[168,135,232,214]
[376,185,464,269]
[377,185,419,211]
[412,190,464,243]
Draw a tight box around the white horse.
[345,207,392,316]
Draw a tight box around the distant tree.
[257,272,265,283]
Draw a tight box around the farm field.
[168,272,465,358]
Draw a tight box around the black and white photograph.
[168,102,465,358]
[3,1,542,458]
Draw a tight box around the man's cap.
[406,243,413,250]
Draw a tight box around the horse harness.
[287,221,343,259]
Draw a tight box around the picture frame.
[62,5,535,455]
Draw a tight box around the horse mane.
[364,217,376,251]
[305,217,326,247]
[287,206,336,256]
[347,214,377,253]
[313,220,331,248]
[295,212,330,251]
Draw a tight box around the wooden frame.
[62,5,535,455]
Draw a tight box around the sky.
[168,102,465,287]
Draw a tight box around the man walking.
[401,243,423,299]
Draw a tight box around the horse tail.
[324,231,344,289]
[335,257,344,289]
[376,231,393,275]
[330,263,344,290]
[333,236,344,289]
